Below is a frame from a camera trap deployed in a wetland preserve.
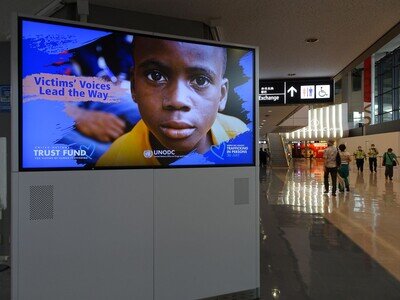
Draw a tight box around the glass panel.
[382,57,393,74]
[353,111,362,123]
[382,112,393,122]
[397,88,400,110]
[395,49,400,66]
[383,71,393,93]
[383,103,393,113]
[348,112,353,123]
[352,69,362,91]
[375,64,381,76]
[375,95,381,114]
[382,92,393,113]
[394,110,400,121]
[335,79,342,95]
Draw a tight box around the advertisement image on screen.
[20,18,255,170]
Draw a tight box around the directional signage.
[259,81,285,104]
[287,86,297,98]
[259,78,334,105]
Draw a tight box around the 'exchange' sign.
[259,78,334,105]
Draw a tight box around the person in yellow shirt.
[354,146,367,172]
[97,36,248,167]
[367,143,379,173]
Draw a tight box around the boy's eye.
[146,71,167,83]
[191,76,210,88]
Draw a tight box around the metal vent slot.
[29,185,54,220]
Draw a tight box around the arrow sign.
[260,78,333,105]
[287,86,297,97]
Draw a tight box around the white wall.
[279,106,308,127]
[339,131,400,155]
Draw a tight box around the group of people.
[352,144,398,180]
[323,140,398,196]
[353,144,379,173]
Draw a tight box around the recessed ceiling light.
[288,73,296,76]
[305,37,319,43]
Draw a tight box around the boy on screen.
[96,36,248,166]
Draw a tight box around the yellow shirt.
[96,113,249,167]
[354,150,366,159]
[368,148,379,158]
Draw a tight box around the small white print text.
[226,144,248,157]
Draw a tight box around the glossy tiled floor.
[260,158,400,299]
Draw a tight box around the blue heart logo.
[210,143,226,160]
[79,143,95,158]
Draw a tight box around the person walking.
[323,139,339,196]
[368,144,379,173]
[354,146,366,172]
[337,144,351,192]
[259,148,266,167]
[383,148,399,181]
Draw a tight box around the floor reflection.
[260,159,400,299]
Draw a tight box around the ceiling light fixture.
[305,37,319,43]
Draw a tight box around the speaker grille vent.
[234,178,249,205]
[29,185,54,220]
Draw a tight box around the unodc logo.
[143,150,153,158]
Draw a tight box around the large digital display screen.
[19,17,255,170]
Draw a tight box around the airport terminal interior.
[1,1,400,299]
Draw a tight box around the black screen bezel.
[18,16,256,171]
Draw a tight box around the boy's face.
[131,37,228,152]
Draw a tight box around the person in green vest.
[354,146,366,172]
[368,144,379,173]
[383,148,399,181]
